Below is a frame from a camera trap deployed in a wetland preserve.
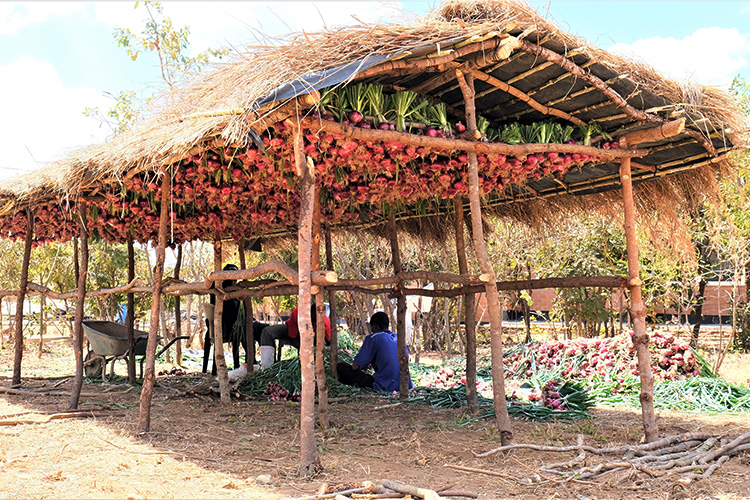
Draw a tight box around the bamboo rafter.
[465,67,586,125]
[433,33,558,100]
[516,39,717,156]
[483,60,596,115]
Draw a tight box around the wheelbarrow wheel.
[84,351,104,378]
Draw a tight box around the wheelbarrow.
[82,320,189,381]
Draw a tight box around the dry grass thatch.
[0,0,745,242]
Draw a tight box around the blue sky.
[1,1,749,180]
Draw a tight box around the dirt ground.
[1,336,749,500]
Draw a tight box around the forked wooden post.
[126,235,136,383]
[11,209,34,388]
[388,210,409,399]
[213,240,231,403]
[619,157,658,442]
[294,122,319,476]
[456,69,514,444]
[69,203,88,409]
[138,172,171,432]
[454,198,479,416]
[312,196,329,430]
[325,230,339,380]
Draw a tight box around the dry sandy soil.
[1,335,749,500]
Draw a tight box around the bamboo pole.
[312,196,329,430]
[11,209,33,388]
[238,240,255,371]
[126,236,136,383]
[173,245,183,365]
[138,172,170,432]
[213,240,231,403]
[69,203,87,409]
[325,230,338,380]
[619,157,658,443]
[516,39,716,156]
[294,122,319,477]
[388,210,410,400]
[454,198,478,416]
[456,69,513,445]
[465,67,585,126]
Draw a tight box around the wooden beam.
[465,67,585,125]
[301,117,646,160]
[325,229,339,380]
[358,36,520,82]
[618,119,686,147]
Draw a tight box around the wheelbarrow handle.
[138,336,191,378]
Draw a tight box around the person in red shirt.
[259,305,330,369]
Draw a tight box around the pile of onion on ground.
[234,329,750,421]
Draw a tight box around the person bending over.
[337,311,412,393]
[259,304,330,369]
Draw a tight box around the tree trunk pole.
[388,210,410,399]
[294,122,318,477]
[454,198,479,416]
[11,209,34,387]
[173,244,183,365]
[138,172,171,432]
[69,203,87,408]
[619,157,658,443]
[325,230,338,380]
[456,69,514,445]
[238,240,255,371]
[312,196,329,430]
[73,237,79,289]
[126,236,136,383]
[213,240,231,403]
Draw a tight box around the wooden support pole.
[213,240,231,403]
[11,209,33,388]
[456,68,514,445]
[238,240,255,371]
[454,198,478,416]
[619,157,658,443]
[325,229,338,380]
[69,203,88,408]
[138,172,171,432]
[312,196,329,430]
[126,236,136,383]
[294,122,319,477]
[388,210,410,400]
[173,245,183,365]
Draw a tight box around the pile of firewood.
[290,479,478,499]
[470,431,750,485]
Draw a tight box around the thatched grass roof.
[0,0,745,246]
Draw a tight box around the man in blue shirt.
[337,311,412,393]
